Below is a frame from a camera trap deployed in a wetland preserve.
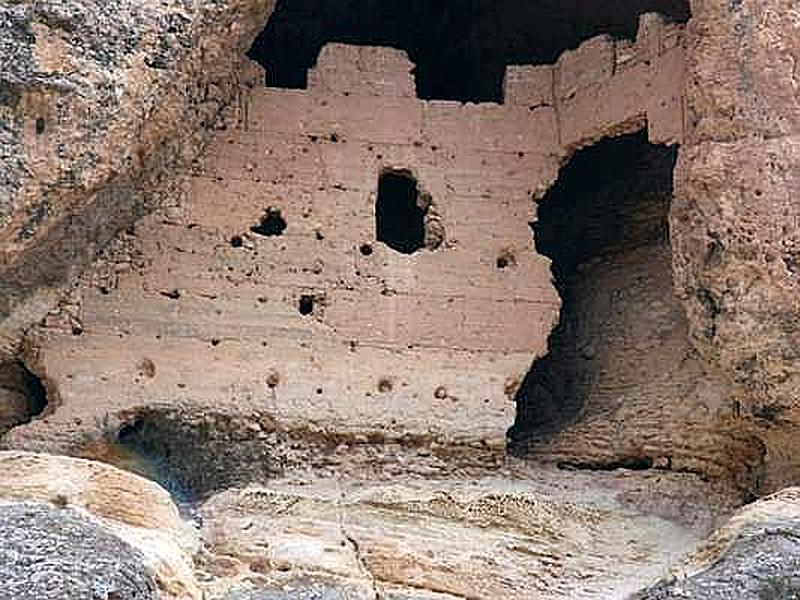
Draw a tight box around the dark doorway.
[508,130,679,446]
[375,170,426,255]
[248,0,690,102]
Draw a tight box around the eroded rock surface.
[0,451,202,599]
[198,475,707,600]
[671,0,800,493]
[0,502,158,600]
[635,488,800,599]
[0,0,275,339]
[1,0,799,597]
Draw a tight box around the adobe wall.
[3,15,690,463]
[504,12,685,149]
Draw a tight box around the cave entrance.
[0,360,48,435]
[113,409,276,508]
[248,0,690,102]
[508,130,679,446]
[375,169,426,255]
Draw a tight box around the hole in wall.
[251,207,287,237]
[0,360,48,435]
[298,294,314,315]
[496,249,516,270]
[377,377,394,393]
[375,169,426,255]
[508,130,680,446]
[249,0,690,102]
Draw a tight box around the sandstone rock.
[633,488,800,599]
[0,0,275,322]
[672,0,800,492]
[222,578,375,600]
[0,451,202,599]
[0,502,158,600]
[1,1,799,597]
[199,476,703,599]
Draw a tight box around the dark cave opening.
[114,410,275,506]
[248,0,690,102]
[508,130,679,446]
[375,169,426,255]
[0,360,48,435]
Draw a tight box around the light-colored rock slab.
[0,451,201,599]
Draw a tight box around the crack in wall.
[337,487,381,600]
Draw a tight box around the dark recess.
[0,360,48,434]
[251,207,287,237]
[508,130,677,447]
[116,410,276,505]
[249,0,690,101]
[375,170,425,255]
[298,294,315,315]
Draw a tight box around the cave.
[375,169,426,255]
[248,0,690,101]
[114,409,276,506]
[0,360,48,435]
[508,130,680,445]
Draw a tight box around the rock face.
[635,488,800,599]
[670,0,800,493]
[0,502,158,600]
[0,451,202,599]
[0,0,275,339]
[198,474,705,600]
[1,0,800,597]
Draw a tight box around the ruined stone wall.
[504,13,685,149]
[2,20,689,472]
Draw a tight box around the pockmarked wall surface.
[3,16,686,454]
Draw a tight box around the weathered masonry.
[6,14,693,463]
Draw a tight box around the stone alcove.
[510,130,679,441]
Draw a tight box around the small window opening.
[298,294,315,315]
[251,207,287,237]
[376,170,426,255]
